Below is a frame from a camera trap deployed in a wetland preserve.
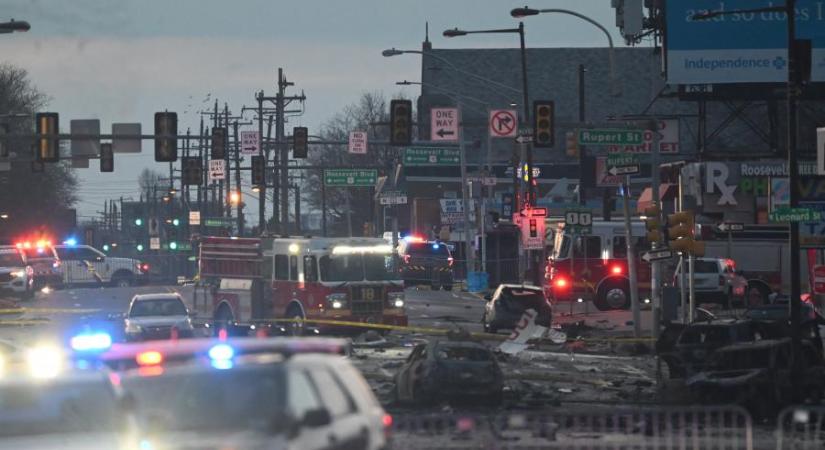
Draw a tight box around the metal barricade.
[776,406,825,450]
[390,406,753,450]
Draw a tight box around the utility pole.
[277,68,289,234]
[649,120,661,340]
[224,104,232,219]
[622,178,642,338]
[233,120,243,235]
[786,0,802,387]
[578,64,587,205]
[458,101,475,278]
[257,90,266,232]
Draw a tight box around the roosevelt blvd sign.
[403,147,460,166]
[323,169,378,187]
[642,248,674,263]
[578,129,644,146]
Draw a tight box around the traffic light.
[533,101,554,148]
[36,112,59,162]
[136,243,145,252]
[181,156,202,186]
[529,219,538,238]
[565,131,578,157]
[172,218,180,227]
[251,155,265,188]
[293,127,308,158]
[644,204,664,244]
[100,143,113,172]
[134,218,143,226]
[211,127,226,159]
[154,112,178,162]
[389,99,412,146]
[668,210,705,256]
[169,241,178,251]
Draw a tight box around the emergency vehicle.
[178,235,408,334]
[546,220,652,310]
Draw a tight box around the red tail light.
[611,265,623,275]
[382,413,393,439]
[403,254,410,264]
[447,256,454,267]
[136,351,163,366]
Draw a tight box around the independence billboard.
[666,0,825,84]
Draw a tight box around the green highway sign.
[768,207,821,223]
[403,147,460,166]
[606,153,639,168]
[323,169,378,187]
[203,217,234,227]
[578,129,644,146]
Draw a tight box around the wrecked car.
[483,284,552,334]
[394,340,504,406]
[686,338,825,417]
[656,319,762,378]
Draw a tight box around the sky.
[0,0,628,220]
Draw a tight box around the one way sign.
[431,107,458,142]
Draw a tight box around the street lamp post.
[443,22,541,287]
[692,0,802,394]
[511,7,619,97]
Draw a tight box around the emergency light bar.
[332,245,393,255]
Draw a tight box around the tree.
[0,64,78,240]
[304,92,407,236]
[138,168,165,201]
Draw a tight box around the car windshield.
[129,298,187,317]
[0,380,120,437]
[122,365,286,432]
[0,252,23,267]
[320,254,398,282]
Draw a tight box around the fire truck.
[176,235,408,334]
[545,221,653,310]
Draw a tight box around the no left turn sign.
[489,109,517,138]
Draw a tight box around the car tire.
[286,304,305,337]
[595,280,630,311]
[111,274,133,288]
[214,303,234,335]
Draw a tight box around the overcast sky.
[0,0,628,219]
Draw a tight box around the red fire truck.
[545,221,653,310]
[177,235,408,334]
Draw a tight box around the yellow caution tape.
[0,307,101,315]
[0,308,25,315]
[0,319,51,326]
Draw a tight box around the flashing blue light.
[63,238,78,246]
[211,359,234,370]
[139,440,154,450]
[102,244,110,252]
[208,344,234,361]
[70,332,112,352]
[432,243,439,250]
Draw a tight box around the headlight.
[11,270,26,278]
[388,292,404,308]
[125,322,142,334]
[26,345,63,379]
[325,293,347,309]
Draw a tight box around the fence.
[390,406,754,450]
[776,406,825,450]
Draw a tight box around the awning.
[636,184,677,214]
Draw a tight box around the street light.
[443,21,542,287]
[382,48,521,97]
[511,6,619,96]
[0,19,30,34]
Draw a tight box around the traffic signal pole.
[649,121,661,340]
[233,120,243,235]
[621,178,642,338]
[458,100,475,278]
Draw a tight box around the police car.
[0,245,33,299]
[397,236,454,290]
[0,342,133,449]
[96,337,392,450]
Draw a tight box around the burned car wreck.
[394,339,504,406]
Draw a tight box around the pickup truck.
[674,257,747,308]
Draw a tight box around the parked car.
[0,245,33,299]
[397,237,454,290]
[17,242,62,289]
[394,339,503,406]
[656,319,763,378]
[53,244,147,287]
[673,257,747,308]
[124,293,194,341]
[686,338,825,418]
[482,284,552,334]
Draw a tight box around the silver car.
[124,293,194,341]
